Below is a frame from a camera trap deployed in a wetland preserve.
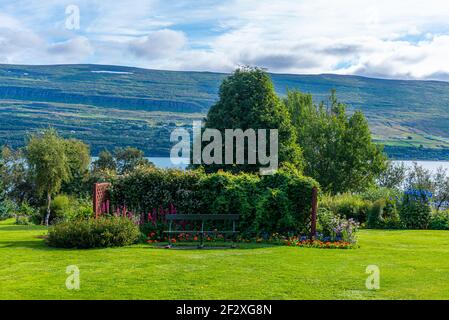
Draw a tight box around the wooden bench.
[164,214,240,248]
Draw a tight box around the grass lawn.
[1,218,449,300]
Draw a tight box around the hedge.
[110,167,319,236]
[320,193,372,223]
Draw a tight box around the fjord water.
[93,157,449,172]
[150,158,449,172]
[395,160,449,173]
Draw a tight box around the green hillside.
[1,64,449,159]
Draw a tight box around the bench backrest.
[165,214,239,221]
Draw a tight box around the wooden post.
[93,184,98,219]
[310,187,318,239]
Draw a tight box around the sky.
[2,0,449,80]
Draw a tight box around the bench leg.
[166,221,173,249]
[231,221,237,249]
[198,221,205,249]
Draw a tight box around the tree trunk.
[45,192,51,226]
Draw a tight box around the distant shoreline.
[91,156,449,172]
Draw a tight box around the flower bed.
[284,237,355,249]
[145,231,357,249]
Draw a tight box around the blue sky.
[2,0,449,80]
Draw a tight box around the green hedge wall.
[110,168,319,236]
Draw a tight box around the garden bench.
[164,214,240,249]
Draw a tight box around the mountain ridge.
[0,63,449,159]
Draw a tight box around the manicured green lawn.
[1,218,449,300]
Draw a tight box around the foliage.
[61,139,91,196]
[399,189,432,229]
[37,195,93,224]
[88,168,118,187]
[285,89,387,194]
[405,163,433,191]
[367,198,401,229]
[92,150,116,172]
[13,201,38,225]
[47,216,140,249]
[255,188,292,235]
[430,167,449,211]
[359,186,401,202]
[317,208,359,243]
[320,193,372,223]
[110,167,319,236]
[114,147,154,174]
[378,162,449,216]
[429,210,449,230]
[49,194,71,220]
[202,66,304,173]
[26,128,71,225]
[0,146,36,205]
[377,161,407,189]
[360,187,402,229]
[1,137,92,213]
[0,199,16,221]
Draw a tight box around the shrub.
[367,198,401,229]
[47,217,140,249]
[64,198,94,221]
[320,193,372,223]
[317,208,359,244]
[255,188,292,235]
[15,201,38,225]
[50,194,71,221]
[430,211,449,230]
[110,167,319,237]
[36,195,94,224]
[0,199,16,221]
[360,187,401,203]
[399,189,432,229]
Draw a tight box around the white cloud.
[47,36,94,62]
[129,29,187,60]
[2,0,449,80]
[0,13,44,63]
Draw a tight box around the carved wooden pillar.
[93,183,111,218]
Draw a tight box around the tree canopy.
[26,129,71,225]
[204,67,303,173]
[285,89,387,193]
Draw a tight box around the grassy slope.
[1,64,449,158]
[1,219,449,300]
[0,100,202,156]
